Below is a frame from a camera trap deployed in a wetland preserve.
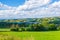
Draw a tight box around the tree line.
[0,17,60,31]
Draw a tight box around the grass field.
[0,31,60,40]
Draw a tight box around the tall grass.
[0,33,35,40]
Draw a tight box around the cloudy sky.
[0,0,60,19]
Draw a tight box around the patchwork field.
[0,31,60,40]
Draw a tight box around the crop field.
[0,31,60,40]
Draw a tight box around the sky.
[0,0,25,6]
[0,0,60,19]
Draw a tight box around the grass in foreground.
[0,31,60,40]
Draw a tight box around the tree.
[10,24,15,31]
[10,24,19,31]
[49,24,57,30]
[15,24,19,31]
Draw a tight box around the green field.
[0,31,60,40]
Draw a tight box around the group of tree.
[0,17,60,31]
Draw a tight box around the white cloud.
[16,0,51,10]
[15,0,51,14]
[0,0,60,19]
[15,0,60,18]
[0,2,16,10]
[0,2,16,19]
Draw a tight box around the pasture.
[0,31,60,40]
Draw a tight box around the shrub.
[10,28,19,31]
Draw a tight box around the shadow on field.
[0,30,59,32]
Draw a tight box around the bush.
[57,26,60,30]
[48,24,57,30]
[10,28,19,31]
[21,27,25,31]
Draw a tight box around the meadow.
[0,31,60,40]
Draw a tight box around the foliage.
[0,17,60,31]
[10,24,19,31]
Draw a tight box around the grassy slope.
[0,31,60,40]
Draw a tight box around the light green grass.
[0,31,60,40]
[0,28,10,31]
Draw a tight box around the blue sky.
[50,0,60,4]
[0,0,59,7]
[0,0,25,7]
[0,0,60,8]
[0,0,60,19]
